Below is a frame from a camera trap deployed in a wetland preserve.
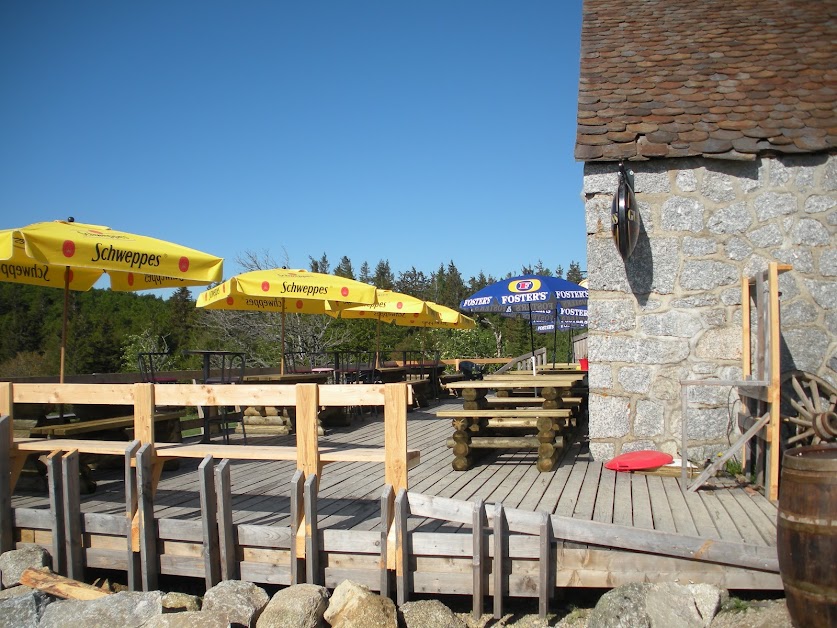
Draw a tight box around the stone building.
[575,0,836,461]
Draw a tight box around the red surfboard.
[604,450,674,472]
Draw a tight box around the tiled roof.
[575,0,837,162]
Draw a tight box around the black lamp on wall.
[611,161,639,261]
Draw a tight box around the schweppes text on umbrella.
[280,281,328,296]
[91,244,161,269]
[1,262,51,281]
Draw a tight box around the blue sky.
[0,1,584,288]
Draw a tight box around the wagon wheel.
[780,370,837,448]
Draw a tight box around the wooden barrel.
[777,443,837,628]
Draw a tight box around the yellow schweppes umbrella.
[196,268,377,374]
[326,289,440,367]
[383,302,476,330]
[0,218,224,381]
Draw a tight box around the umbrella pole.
[280,300,286,375]
[552,309,559,368]
[59,267,70,384]
[375,317,381,369]
[528,303,536,373]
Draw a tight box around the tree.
[309,253,330,274]
[334,256,355,279]
[372,260,394,289]
[395,267,431,299]
[358,261,371,284]
[567,261,584,284]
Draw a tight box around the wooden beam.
[46,450,66,576]
[136,443,158,591]
[493,502,506,620]
[199,455,221,589]
[290,469,304,583]
[767,262,782,502]
[215,458,237,581]
[19,568,110,600]
[385,383,408,492]
[123,440,141,590]
[61,450,82,581]
[395,489,409,607]
[0,414,12,553]
[539,511,552,618]
[380,484,394,598]
[304,473,319,585]
[296,384,320,480]
[472,499,486,621]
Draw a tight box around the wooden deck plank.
[698,491,746,543]
[611,472,633,527]
[660,477,699,537]
[553,461,588,517]
[645,475,676,533]
[680,485,723,540]
[713,491,771,546]
[592,467,616,524]
[629,475,654,530]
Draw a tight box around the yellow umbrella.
[0,219,224,381]
[196,268,377,374]
[327,289,440,367]
[384,302,476,330]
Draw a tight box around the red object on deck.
[604,450,674,472]
[579,358,588,371]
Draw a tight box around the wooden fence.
[1,381,781,619]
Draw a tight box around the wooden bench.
[28,410,185,438]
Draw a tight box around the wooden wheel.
[780,370,837,448]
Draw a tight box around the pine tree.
[567,261,584,284]
[372,260,395,289]
[334,256,355,279]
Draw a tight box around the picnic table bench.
[28,410,185,439]
[440,374,588,472]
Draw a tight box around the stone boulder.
[38,590,164,628]
[0,544,51,587]
[256,583,329,628]
[323,580,397,628]
[399,599,466,628]
[143,609,233,627]
[588,582,726,628]
[201,579,269,627]
[0,588,53,627]
[162,590,202,612]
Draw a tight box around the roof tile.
[576,0,837,161]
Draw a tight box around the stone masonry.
[583,154,837,462]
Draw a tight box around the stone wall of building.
[583,154,837,462]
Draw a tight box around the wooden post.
[539,511,553,618]
[395,489,409,606]
[199,455,221,588]
[296,384,320,480]
[290,469,304,584]
[133,383,156,446]
[472,498,486,621]
[215,458,237,581]
[304,473,319,585]
[0,413,12,553]
[61,450,83,581]
[493,502,506,620]
[47,450,66,576]
[384,384,409,493]
[767,262,781,501]
[136,443,158,591]
[380,484,394,597]
[123,440,141,591]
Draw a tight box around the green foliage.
[0,256,585,376]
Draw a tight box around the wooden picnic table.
[440,374,588,472]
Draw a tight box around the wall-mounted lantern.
[611,161,639,261]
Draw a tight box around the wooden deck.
[12,399,779,549]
